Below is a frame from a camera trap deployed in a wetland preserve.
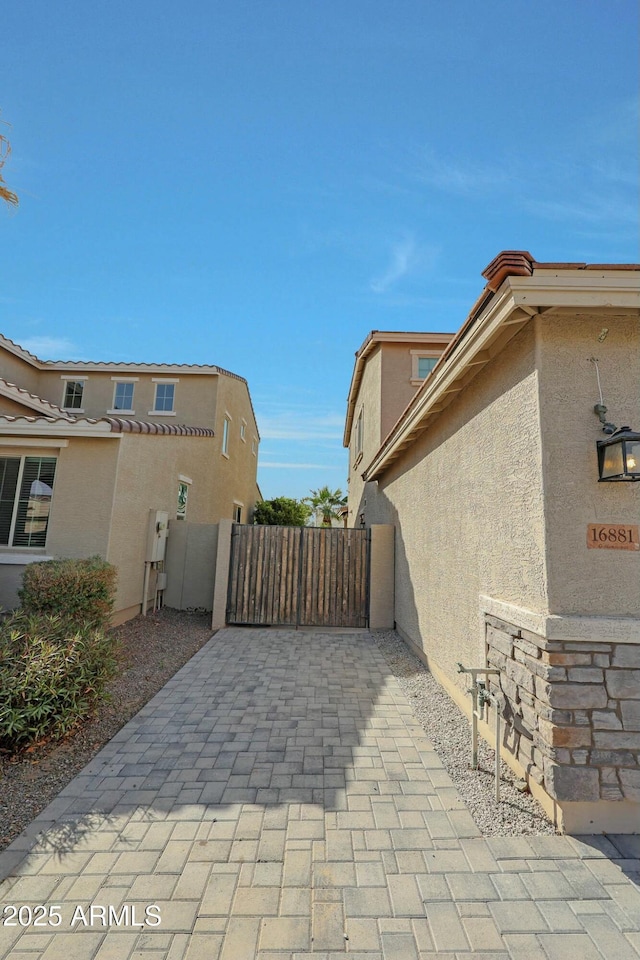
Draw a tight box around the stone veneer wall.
[485,614,640,804]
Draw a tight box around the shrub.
[253,497,312,526]
[0,611,117,749]
[19,556,117,629]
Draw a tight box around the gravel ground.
[0,607,213,852]
[374,630,557,836]
[0,615,555,851]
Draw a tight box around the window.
[222,417,230,456]
[154,383,175,412]
[240,420,246,442]
[113,383,133,410]
[354,408,364,459]
[417,357,438,379]
[63,381,84,409]
[233,503,242,523]
[0,456,56,548]
[177,482,189,520]
[251,438,258,456]
[410,351,440,382]
[113,382,135,411]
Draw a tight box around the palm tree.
[305,486,347,527]
[0,117,18,208]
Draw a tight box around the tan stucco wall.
[379,341,442,439]
[537,312,640,617]
[347,346,382,525]
[210,373,260,523]
[0,397,42,416]
[35,369,221,428]
[0,350,41,394]
[367,322,547,681]
[45,438,120,560]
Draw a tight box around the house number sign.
[587,524,640,551]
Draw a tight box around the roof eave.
[364,271,640,482]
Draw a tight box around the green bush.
[0,611,117,749]
[19,556,117,629]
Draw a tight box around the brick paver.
[1,627,639,959]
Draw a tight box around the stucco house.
[0,334,260,623]
[344,330,454,527]
[345,251,640,834]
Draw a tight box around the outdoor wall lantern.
[596,425,640,482]
[590,358,640,482]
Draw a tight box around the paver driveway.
[1,628,639,960]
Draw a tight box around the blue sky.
[2,1,638,500]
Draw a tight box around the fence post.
[369,524,395,629]
[211,519,234,631]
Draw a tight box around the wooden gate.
[227,525,370,627]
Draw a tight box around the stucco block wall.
[107,433,218,614]
[369,322,546,678]
[164,520,218,611]
[537,313,640,616]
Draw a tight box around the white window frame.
[251,437,258,456]
[410,350,440,384]
[233,501,243,523]
[149,378,178,416]
[353,406,364,465]
[60,375,88,413]
[108,376,138,415]
[240,418,247,442]
[222,413,232,458]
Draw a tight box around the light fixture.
[597,427,640,482]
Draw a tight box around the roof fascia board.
[40,362,222,375]
[509,273,640,310]
[0,422,117,439]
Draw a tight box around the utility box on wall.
[146,510,169,563]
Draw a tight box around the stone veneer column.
[485,614,640,806]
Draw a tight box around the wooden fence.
[226,524,370,627]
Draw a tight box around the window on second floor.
[62,380,84,409]
[411,352,440,382]
[417,356,438,379]
[222,416,230,456]
[154,383,175,412]
[0,456,56,548]
[113,381,135,411]
[354,408,364,460]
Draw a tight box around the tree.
[0,117,18,209]
[253,496,312,527]
[304,486,347,527]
